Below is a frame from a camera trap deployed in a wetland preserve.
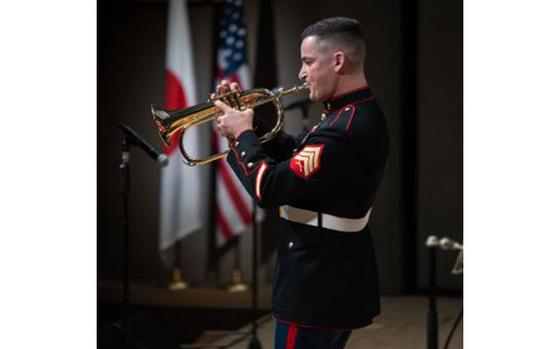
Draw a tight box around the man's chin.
[308,90,321,103]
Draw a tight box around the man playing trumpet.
[213,17,389,349]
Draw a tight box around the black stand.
[427,246,438,349]
[443,307,463,349]
[117,123,167,348]
[119,138,131,349]
[247,202,262,349]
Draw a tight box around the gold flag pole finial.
[227,268,249,293]
[227,241,249,292]
[169,265,189,291]
[168,241,189,291]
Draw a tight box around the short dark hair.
[301,17,366,68]
[301,17,365,43]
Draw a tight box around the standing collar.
[323,85,372,111]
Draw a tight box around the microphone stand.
[427,242,438,349]
[247,202,262,349]
[118,123,167,348]
[425,236,463,349]
[119,137,131,349]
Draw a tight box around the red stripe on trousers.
[217,159,252,224]
[286,324,298,349]
[216,207,233,241]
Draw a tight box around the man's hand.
[211,80,254,140]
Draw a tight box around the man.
[214,17,389,349]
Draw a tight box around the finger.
[210,92,217,101]
[230,82,240,92]
[216,81,227,95]
[219,79,231,94]
[214,99,230,112]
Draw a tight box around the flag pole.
[207,0,221,280]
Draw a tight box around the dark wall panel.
[416,0,463,291]
[98,0,463,295]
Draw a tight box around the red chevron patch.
[289,144,324,179]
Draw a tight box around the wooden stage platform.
[98,281,462,348]
[192,297,463,349]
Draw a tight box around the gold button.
[235,141,240,147]
[326,102,331,110]
[241,151,246,157]
[320,112,326,121]
[345,107,351,111]
[247,162,254,168]
[288,242,294,248]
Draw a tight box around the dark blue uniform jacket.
[226,86,389,330]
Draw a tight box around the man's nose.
[298,67,307,82]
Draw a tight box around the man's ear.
[334,51,345,73]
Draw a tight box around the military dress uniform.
[226,86,389,347]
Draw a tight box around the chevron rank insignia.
[289,144,324,179]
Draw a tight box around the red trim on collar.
[351,95,374,105]
[327,85,370,102]
[325,96,375,120]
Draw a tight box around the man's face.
[298,36,338,102]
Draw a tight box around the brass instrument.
[151,83,310,166]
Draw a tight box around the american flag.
[212,0,256,246]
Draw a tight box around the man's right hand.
[211,80,254,140]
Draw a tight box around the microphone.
[118,123,168,167]
[439,237,463,250]
[426,236,462,250]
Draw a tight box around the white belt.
[279,205,371,232]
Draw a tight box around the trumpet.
[151,83,309,166]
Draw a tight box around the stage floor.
[192,296,463,349]
[99,281,462,348]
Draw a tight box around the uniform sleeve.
[253,117,306,161]
[226,126,351,209]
